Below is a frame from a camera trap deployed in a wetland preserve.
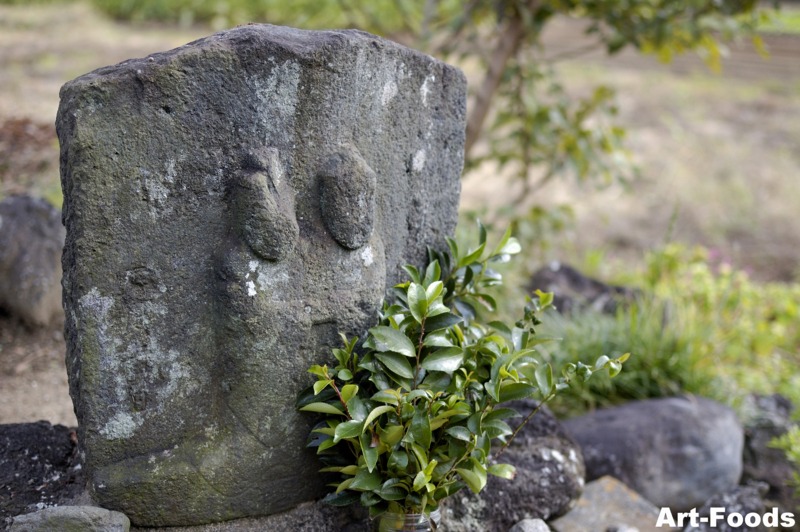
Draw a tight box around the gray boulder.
[683,482,769,532]
[564,396,743,511]
[740,394,800,517]
[10,506,129,532]
[56,24,465,527]
[0,195,64,327]
[442,400,585,532]
[549,476,662,532]
[529,262,638,315]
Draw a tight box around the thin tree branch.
[465,0,541,157]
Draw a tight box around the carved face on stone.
[57,25,465,527]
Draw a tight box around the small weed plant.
[296,225,626,519]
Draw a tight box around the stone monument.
[57,25,466,527]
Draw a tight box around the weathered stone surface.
[564,397,743,511]
[683,482,769,532]
[56,25,465,527]
[9,506,129,532]
[549,476,666,532]
[507,519,551,532]
[740,394,800,518]
[441,400,584,532]
[0,422,85,530]
[0,195,64,327]
[529,262,638,315]
[130,501,369,532]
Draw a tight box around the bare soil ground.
[0,2,798,425]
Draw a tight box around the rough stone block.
[442,400,584,532]
[9,506,129,532]
[564,396,743,511]
[56,24,465,527]
[549,476,667,532]
[0,195,64,327]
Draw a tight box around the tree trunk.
[464,0,539,158]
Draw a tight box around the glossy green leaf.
[347,396,368,421]
[491,225,512,257]
[407,282,428,323]
[402,265,421,285]
[376,352,415,379]
[483,408,521,422]
[487,463,517,480]
[482,419,513,438]
[425,281,443,302]
[379,479,409,501]
[359,433,379,472]
[313,380,330,396]
[340,384,358,404]
[349,468,382,491]
[535,363,553,396]
[455,468,483,494]
[362,405,396,432]
[424,312,464,332]
[411,410,432,449]
[379,424,405,447]
[370,326,416,357]
[300,402,346,416]
[321,490,360,506]
[371,390,400,405]
[498,383,538,403]
[445,426,472,441]
[424,260,441,287]
[421,347,465,373]
[388,448,409,469]
[336,477,353,494]
[413,470,429,492]
[333,420,363,442]
[423,330,453,347]
[337,368,353,381]
[594,355,611,371]
[499,237,521,255]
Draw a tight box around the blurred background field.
[0,0,799,429]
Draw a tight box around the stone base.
[130,502,370,532]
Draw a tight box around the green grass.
[759,7,800,35]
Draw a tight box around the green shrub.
[541,243,800,417]
[296,226,624,517]
[536,299,708,417]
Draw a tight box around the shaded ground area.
[0,315,74,426]
[0,421,85,531]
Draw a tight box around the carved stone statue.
[57,25,465,527]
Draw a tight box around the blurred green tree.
[94,0,768,203]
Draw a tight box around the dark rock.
[740,394,800,517]
[9,506,129,532]
[57,24,465,527]
[130,501,369,532]
[529,262,638,315]
[549,476,665,532]
[564,396,743,511]
[683,482,769,532]
[441,400,584,532]
[0,422,85,531]
[0,196,64,327]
